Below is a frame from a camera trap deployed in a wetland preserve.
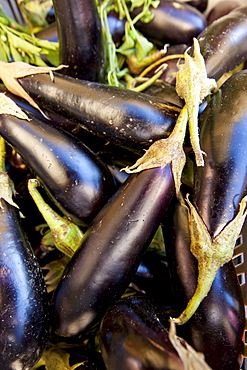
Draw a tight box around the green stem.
[172,259,219,325]
[139,54,184,78]
[28,179,83,257]
[130,68,164,92]
[0,136,6,172]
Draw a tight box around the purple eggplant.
[52,0,105,81]
[197,6,247,80]
[131,0,207,45]
[162,69,247,369]
[15,71,180,153]
[0,137,49,369]
[0,111,116,226]
[100,295,184,370]
[52,165,174,337]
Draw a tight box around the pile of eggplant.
[1,0,247,369]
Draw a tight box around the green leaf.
[6,29,42,55]
[40,347,84,370]
[0,40,8,62]
[135,30,153,61]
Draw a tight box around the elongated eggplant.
[52,0,104,81]
[131,0,207,45]
[0,112,116,226]
[0,137,49,369]
[163,69,247,368]
[52,165,174,337]
[0,199,50,369]
[100,296,184,370]
[14,71,180,153]
[197,6,247,80]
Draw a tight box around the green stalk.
[172,194,247,325]
[28,179,83,258]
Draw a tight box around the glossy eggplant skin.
[131,0,207,45]
[0,199,49,369]
[52,0,104,81]
[0,113,116,226]
[186,0,208,12]
[17,72,180,154]
[52,165,174,337]
[163,70,247,369]
[100,296,184,370]
[197,6,247,80]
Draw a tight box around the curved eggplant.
[0,152,50,369]
[162,69,247,369]
[52,0,104,81]
[131,0,207,45]
[0,112,116,226]
[197,6,247,80]
[17,72,180,153]
[100,295,184,370]
[52,165,174,337]
[0,201,49,369]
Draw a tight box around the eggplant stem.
[28,179,83,257]
[172,260,219,325]
[123,106,187,197]
[0,136,5,173]
[172,194,247,324]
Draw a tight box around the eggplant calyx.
[175,38,217,167]
[122,106,188,197]
[28,179,83,258]
[0,136,19,209]
[0,61,66,117]
[168,320,212,369]
[0,93,30,120]
[172,194,247,325]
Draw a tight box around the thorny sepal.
[168,320,212,369]
[172,193,247,325]
[0,136,19,209]
[0,61,66,116]
[175,38,217,167]
[0,172,19,209]
[123,106,188,197]
[0,93,30,120]
[28,179,83,258]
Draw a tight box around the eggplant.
[197,6,247,80]
[15,71,180,153]
[100,296,184,370]
[52,165,174,337]
[0,198,50,369]
[0,138,49,369]
[162,69,247,369]
[0,111,116,226]
[186,0,208,12]
[52,0,104,81]
[131,0,207,45]
[207,1,241,24]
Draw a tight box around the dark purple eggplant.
[100,295,184,370]
[162,69,247,369]
[0,111,116,226]
[131,0,207,45]
[52,0,104,81]
[133,250,174,305]
[0,198,50,369]
[186,0,208,12]
[52,165,174,337]
[0,137,49,369]
[196,6,247,80]
[207,1,241,24]
[15,71,180,153]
